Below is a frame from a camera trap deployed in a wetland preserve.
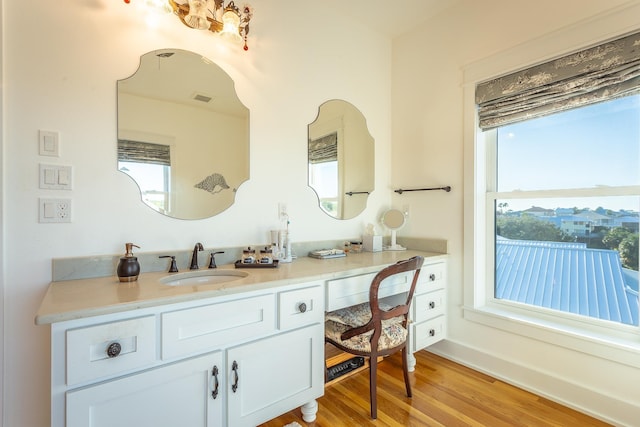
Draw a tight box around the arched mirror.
[117,49,249,219]
[382,208,406,251]
[308,100,374,219]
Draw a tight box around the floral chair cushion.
[325,302,407,352]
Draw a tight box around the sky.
[495,94,640,212]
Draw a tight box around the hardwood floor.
[260,350,611,427]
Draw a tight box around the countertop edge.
[36,251,447,325]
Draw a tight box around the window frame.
[463,15,640,369]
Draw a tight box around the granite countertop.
[35,250,447,325]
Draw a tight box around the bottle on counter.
[242,247,256,264]
[117,243,141,282]
[259,246,273,264]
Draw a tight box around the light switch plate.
[39,130,60,157]
[39,198,72,223]
[39,164,72,190]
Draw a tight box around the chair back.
[368,255,424,351]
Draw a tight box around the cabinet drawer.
[66,316,156,386]
[326,271,413,311]
[162,294,275,360]
[412,289,445,323]
[411,316,446,352]
[414,262,446,295]
[278,284,324,330]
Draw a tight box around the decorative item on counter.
[241,247,256,264]
[270,230,279,257]
[280,219,293,263]
[309,248,346,259]
[363,223,382,252]
[343,241,351,253]
[117,243,141,282]
[259,246,273,264]
[270,221,293,263]
[350,241,363,253]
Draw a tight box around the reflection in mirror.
[382,208,407,251]
[308,100,374,219]
[117,49,249,219]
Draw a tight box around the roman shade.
[117,140,171,166]
[476,31,640,130]
[308,132,337,164]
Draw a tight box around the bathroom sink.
[160,270,249,286]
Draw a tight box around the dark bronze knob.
[429,301,436,309]
[298,302,307,313]
[429,329,436,337]
[106,342,122,358]
[429,273,436,281]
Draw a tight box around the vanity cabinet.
[50,281,325,427]
[408,261,447,357]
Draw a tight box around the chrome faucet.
[190,242,204,270]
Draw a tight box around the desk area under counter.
[36,249,447,427]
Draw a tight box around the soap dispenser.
[117,243,141,282]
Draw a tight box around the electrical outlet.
[39,198,72,223]
[278,202,288,220]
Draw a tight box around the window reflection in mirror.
[118,139,171,214]
[117,49,249,220]
[308,100,374,220]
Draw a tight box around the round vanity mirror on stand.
[382,209,407,251]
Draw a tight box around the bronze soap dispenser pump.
[117,243,141,282]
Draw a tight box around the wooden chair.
[324,255,424,419]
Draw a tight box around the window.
[489,96,640,326]
[473,31,640,332]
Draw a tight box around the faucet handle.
[159,255,179,273]
[208,251,225,269]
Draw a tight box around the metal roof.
[496,239,639,326]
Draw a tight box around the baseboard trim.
[425,340,639,427]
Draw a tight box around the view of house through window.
[489,95,640,326]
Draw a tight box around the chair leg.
[402,347,412,397]
[369,356,378,419]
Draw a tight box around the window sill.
[463,304,640,369]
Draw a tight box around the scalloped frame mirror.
[308,100,374,220]
[117,49,249,219]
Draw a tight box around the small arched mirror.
[308,100,374,220]
[382,208,407,251]
[117,49,249,219]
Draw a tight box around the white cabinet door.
[67,352,223,427]
[226,324,324,427]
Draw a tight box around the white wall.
[1,1,394,425]
[392,0,640,425]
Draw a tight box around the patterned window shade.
[308,132,337,164]
[118,140,171,166]
[476,31,640,130]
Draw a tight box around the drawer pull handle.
[211,366,219,399]
[106,342,122,358]
[298,302,307,313]
[429,329,436,337]
[429,301,436,309]
[231,360,239,393]
[429,273,436,281]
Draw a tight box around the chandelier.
[125,0,254,51]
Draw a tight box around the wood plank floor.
[259,351,611,427]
